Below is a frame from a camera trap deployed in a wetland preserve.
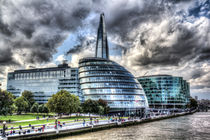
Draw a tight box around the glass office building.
[79,14,148,114]
[137,75,190,109]
[7,62,82,103]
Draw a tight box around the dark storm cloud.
[0,20,12,37]
[0,48,18,66]
[0,0,209,70]
[105,1,168,41]
[191,69,206,79]
[0,0,92,65]
[133,23,204,66]
[1,0,208,67]
[196,48,210,62]
[66,36,96,55]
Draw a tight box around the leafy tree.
[30,102,39,113]
[38,104,45,113]
[0,90,14,115]
[42,104,49,114]
[38,104,49,114]
[14,96,28,114]
[98,105,104,116]
[189,97,198,108]
[70,94,80,114]
[21,90,35,111]
[77,105,83,113]
[46,90,80,117]
[98,99,110,114]
[82,99,99,114]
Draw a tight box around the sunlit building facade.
[79,13,148,114]
[7,63,82,103]
[137,75,190,109]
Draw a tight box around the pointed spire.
[95,13,109,59]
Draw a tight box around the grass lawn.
[0,113,54,122]
[0,116,93,129]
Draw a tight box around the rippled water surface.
[57,112,210,140]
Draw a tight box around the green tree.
[21,90,35,111]
[77,105,83,114]
[38,104,49,114]
[0,90,14,115]
[98,99,110,114]
[14,96,28,114]
[70,94,80,114]
[38,104,45,113]
[82,99,99,115]
[42,104,49,114]
[98,105,104,116]
[46,90,80,117]
[30,102,39,113]
[189,97,198,108]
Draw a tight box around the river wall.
[6,111,196,140]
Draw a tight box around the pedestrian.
[83,119,86,126]
[13,130,15,135]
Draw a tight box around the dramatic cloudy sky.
[0,0,209,99]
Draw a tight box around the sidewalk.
[1,111,195,140]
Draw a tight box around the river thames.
[57,112,210,140]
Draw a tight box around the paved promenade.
[0,111,194,140]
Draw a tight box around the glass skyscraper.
[7,62,82,103]
[79,14,148,114]
[137,75,190,109]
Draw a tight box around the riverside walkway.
[0,111,195,140]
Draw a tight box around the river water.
[57,112,210,140]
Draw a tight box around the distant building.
[7,62,82,103]
[79,13,148,115]
[137,75,190,109]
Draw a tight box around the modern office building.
[137,75,190,109]
[79,13,148,115]
[7,62,82,103]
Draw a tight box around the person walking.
[83,119,86,126]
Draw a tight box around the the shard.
[95,13,109,59]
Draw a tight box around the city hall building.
[7,14,149,115]
[79,13,149,115]
[137,75,190,109]
[7,62,82,103]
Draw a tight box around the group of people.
[54,120,66,129]
[1,117,104,138]
[82,118,100,126]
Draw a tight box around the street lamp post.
[3,121,6,138]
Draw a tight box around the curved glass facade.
[79,57,148,112]
[137,75,190,109]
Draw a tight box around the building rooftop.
[137,75,172,78]
[10,63,77,74]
